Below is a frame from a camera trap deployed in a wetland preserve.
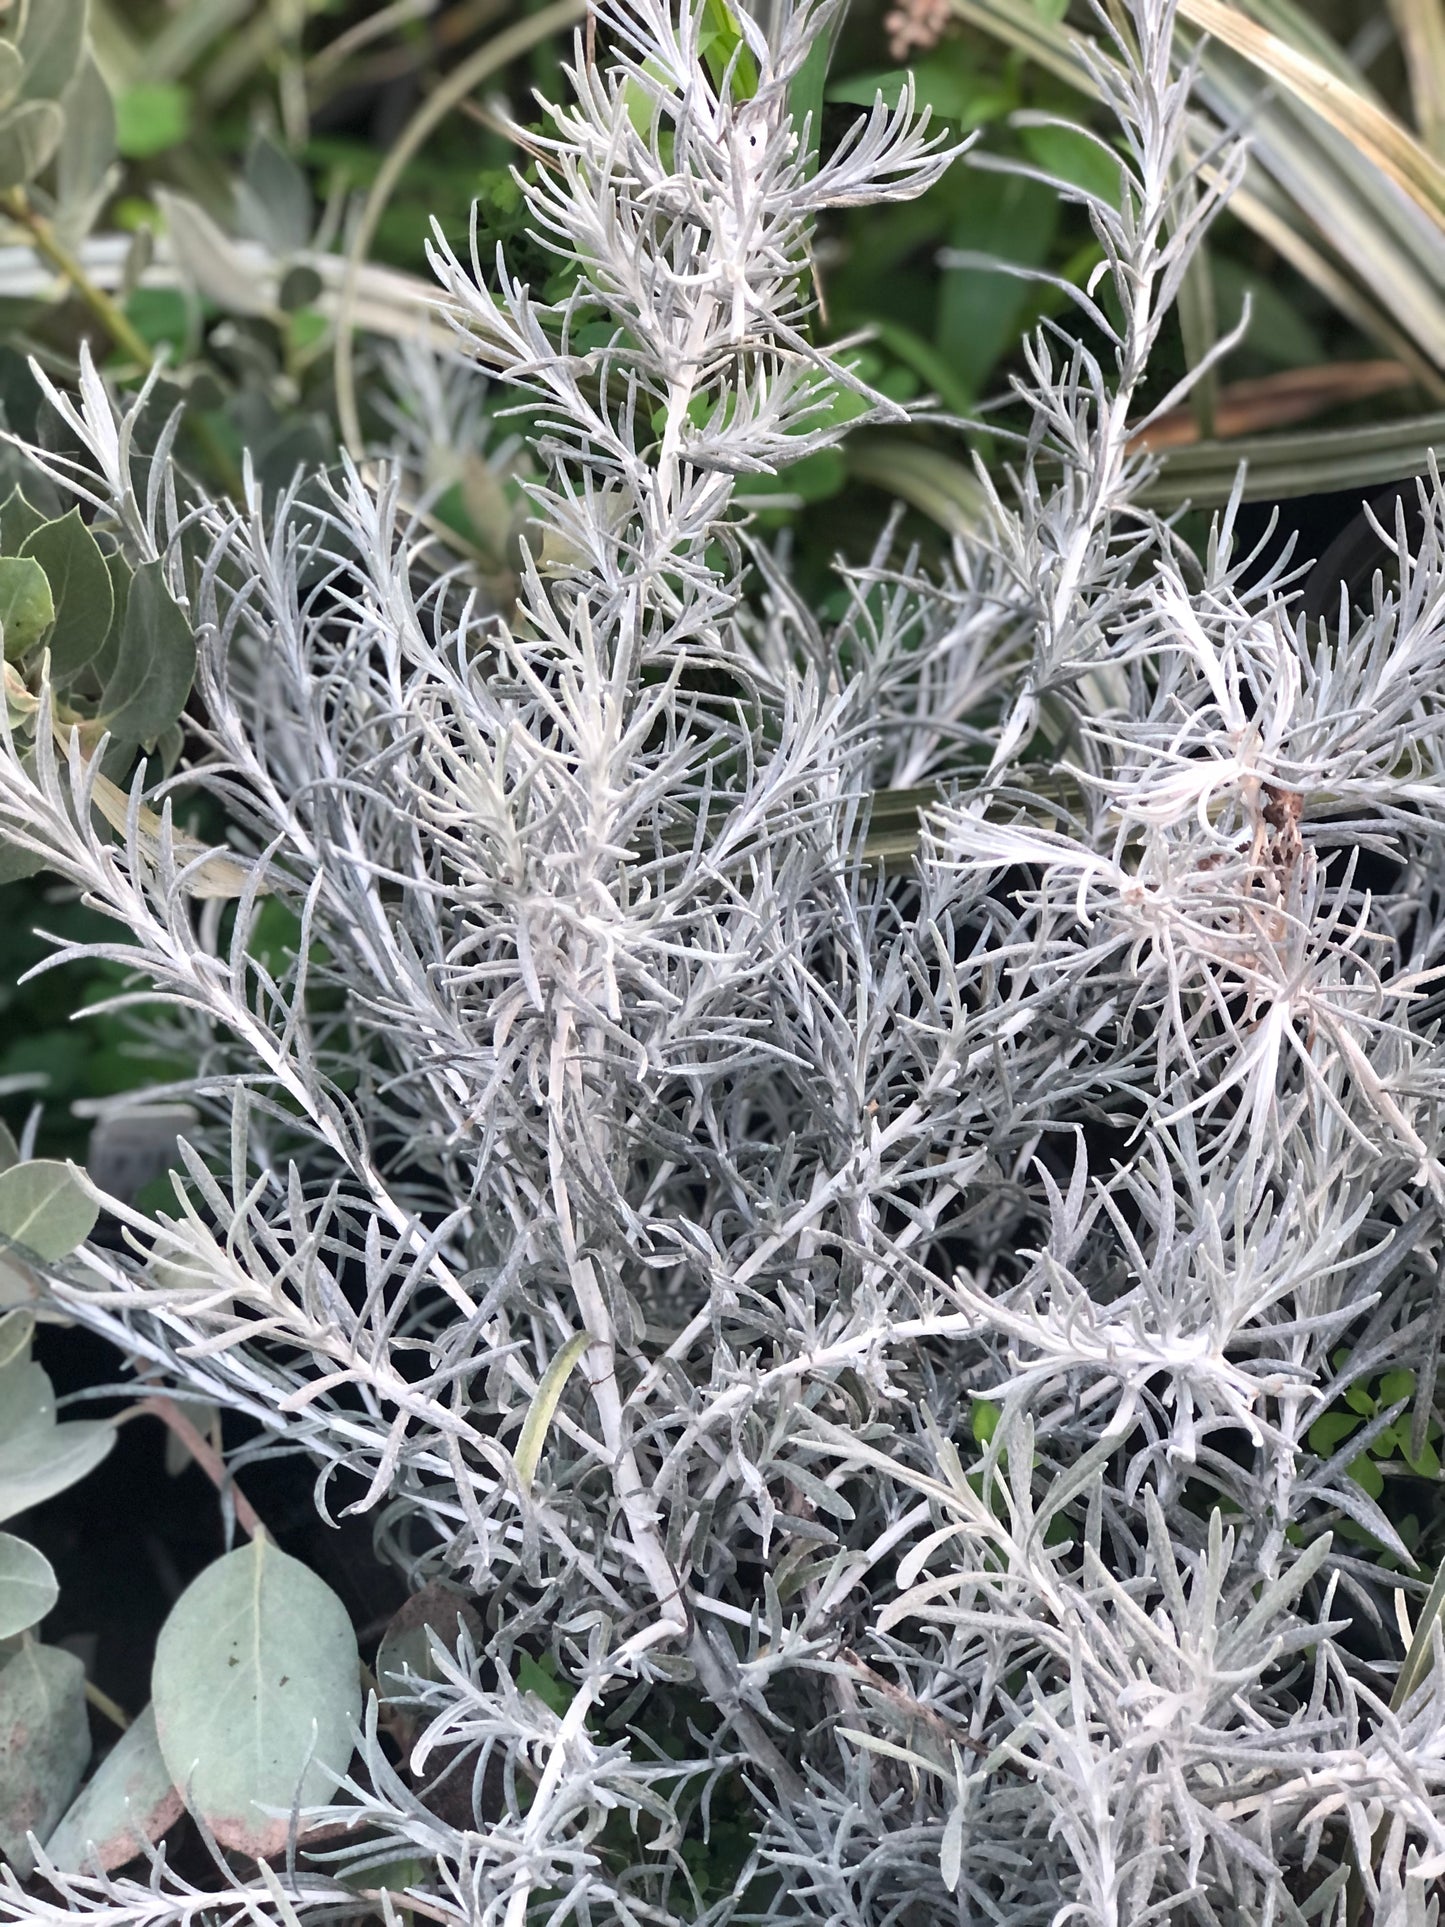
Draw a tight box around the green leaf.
[19,512,113,683]
[152,1536,360,1857]
[1020,122,1122,205]
[114,84,190,160]
[516,1651,570,1717]
[0,1350,50,1452]
[1348,1454,1385,1500]
[375,1580,483,1704]
[971,1398,1002,1446]
[0,557,51,663]
[1395,1549,1445,1712]
[829,59,1008,125]
[235,131,311,255]
[1380,1370,1417,1406]
[0,1643,90,1878]
[0,490,45,556]
[0,1533,55,1638]
[0,97,61,188]
[54,58,117,233]
[0,1160,98,1260]
[15,0,86,104]
[97,561,196,747]
[0,1417,115,1525]
[938,169,1059,394]
[0,45,24,116]
[42,1705,183,1875]
[1309,1411,1363,1457]
[0,1311,32,1375]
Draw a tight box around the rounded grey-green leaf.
[16,0,86,104]
[0,1643,90,1877]
[375,1580,483,1705]
[42,1705,182,1875]
[0,1419,114,1526]
[152,1536,360,1858]
[0,99,62,189]
[0,44,23,116]
[0,556,53,663]
[0,1160,99,1261]
[19,510,113,683]
[0,1534,56,1639]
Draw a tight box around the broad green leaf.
[1309,1411,1362,1457]
[152,1536,360,1857]
[0,1533,56,1638]
[0,489,45,557]
[0,556,52,664]
[516,1651,570,1717]
[1348,1454,1385,1501]
[938,169,1058,394]
[375,1581,483,1704]
[0,1643,90,1878]
[0,1160,98,1260]
[42,1705,182,1874]
[15,0,87,104]
[828,60,1008,126]
[97,561,196,747]
[19,512,111,683]
[0,1418,115,1524]
[114,83,189,160]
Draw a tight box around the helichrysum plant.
[2,0,1445,1921]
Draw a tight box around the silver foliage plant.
[3,0,1445,1919]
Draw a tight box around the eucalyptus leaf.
[0,1312,32,1375]
[16,0,87,103]
[0,1356,52,1453]
[0,98,62,188]
[97,561,196,747]
[375,1582,483,1705]
[0,1159,98,1260]
[152,1536,360,1857]
[20,510,113,682]
[0,1642,90,1878]
[0,1417,114,1524]
[0,555,52,663]
[0,1532,56,1638]
[42,1705,182,1875]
